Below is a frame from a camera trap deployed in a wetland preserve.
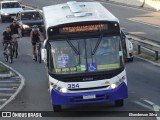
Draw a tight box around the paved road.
[19,0,160,42]
[0,1,160,120]
[101,2,160,42]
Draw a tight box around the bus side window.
[46,42,51,68]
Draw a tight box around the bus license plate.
[83,95,96,99]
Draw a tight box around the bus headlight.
[23,24,30,29]
[60,87,68,93]
[111,84,117,89]
[110,76,126,89]
[49,81,68,93]
[3,13,9,16]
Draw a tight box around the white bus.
[41,1,133,112]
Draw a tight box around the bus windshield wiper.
[66,40,80,55]
[66,39,81,65]
[92,34,103,55]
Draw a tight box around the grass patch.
[0,63,9,73]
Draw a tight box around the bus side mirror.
[41,48,47,63]
[127,40,133,53]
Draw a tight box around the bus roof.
[42,1,119,29]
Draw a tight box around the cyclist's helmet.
[32,25,38,31]
[6,26,11,31]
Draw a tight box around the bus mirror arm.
[128,37,132,40]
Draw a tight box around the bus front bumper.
[51,82,128,105]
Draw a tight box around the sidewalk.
[101,0,160,11]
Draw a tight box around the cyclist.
[9,20,22,36]
[9,19,22,57]
[30,25,42,60]
[2,27,14,55]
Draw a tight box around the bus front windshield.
[49,36,123,74]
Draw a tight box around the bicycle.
[34,42,41,63]
[3,41,13,64]
[12,34,20,58]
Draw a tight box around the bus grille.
[9,14,16,16]
[68,85,109,91]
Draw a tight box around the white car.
[0,0,24,23]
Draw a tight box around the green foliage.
[0,64,9,73]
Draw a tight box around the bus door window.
[47,43,54,71]
[120,31,127,59]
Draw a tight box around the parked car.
[15,10,44,36]
[0,0,24,23]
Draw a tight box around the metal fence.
[127,34,160,60]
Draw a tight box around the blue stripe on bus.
[50,82,128,105]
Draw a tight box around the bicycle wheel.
[35,55,37,62]
[12,45,15,58]
[15,47,18,58]
[15,40,18,58]
[9,44,13,64]
[4,54,8,62]
[38,49,41,63]
[9,56,13,64]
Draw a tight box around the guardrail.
[126,34,160,60]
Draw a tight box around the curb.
[134,55,160,67]
[0,61,25,110]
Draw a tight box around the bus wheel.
[53,105,62,112]
[125,57,133,62]
[115,100,124,107]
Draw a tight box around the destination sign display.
[59,24,108,33]
[47,21,120,39]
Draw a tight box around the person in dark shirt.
[2,27,14,54]
[9,20,22,54]
[30,25,42,60]
[9,20,22,35]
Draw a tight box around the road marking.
[0,93,12,97]
[142,99,160,120]
[0,80,21,83]
[143,99,155,106]
[0,88,16,91]
[0,99,7,102]
[0,84,19,86]
[143,99,160,110]
[133,101,153,110]
[0,61,25,110]
[128,18,160,28]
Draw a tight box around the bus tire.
[53,105,62,112]
[128,57,133,62]
[125,57,133,62]
[115,100,124,107]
